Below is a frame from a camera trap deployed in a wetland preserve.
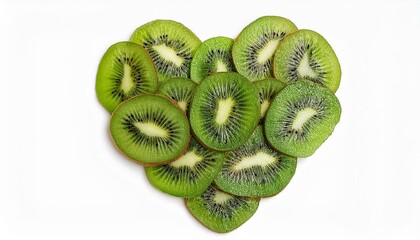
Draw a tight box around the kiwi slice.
[190,37,236,83]
[265,80,341,157]
[214,125,296,197]
[145,137,225,197]
[189,72,260,151]
[158,77,197,114]
[232,16,298,81]
[110,94,190,165]
[273,29,341,92]
[254,78,287,122]
[185,184,259,233]
[130,20,201,82]
[96,42,158,112]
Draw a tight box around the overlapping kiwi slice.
[273,29,341,92]
[189,72,260,151]
[99,16,343,234]
[185,184,259,233]
[130,20,201,82]
[96,42,158,112]
[254,78,287,122]
[265,80,341,157]
[232,16,298,81]
[110,94,190,165]
[190,37,236,83]
[145,137,225,197]
[215,126,297,197]
[158,77,197,113]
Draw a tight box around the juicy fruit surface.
[190,37,236,83]
[189,72,260,151]
[215,126,297,197]
[265,80,341,157]
[130,20,201,82]
[110,94,190,165]
[96,42,158,112]
[158,77,197,113]
[273,29,341,92]
[185,184,259,233]
[232,16,298,81]
[145,137,225,197]
[254,78,287,121]
[99,17,343,233]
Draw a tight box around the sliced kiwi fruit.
[214,125,296,197]
[145,137,225,197]
[273,29,341,92]
[232,16,298,81]
[189,72,260,151]
[265,80,341,157]
[254,78,287,122]
[130,20,201,82]
[190,37,236,83]
[158,77,197,114]
[110,94,190,165]
[185,184,259,233]
[96,42,158,112]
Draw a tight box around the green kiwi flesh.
[158,77,197,114]
[130,20,201,82]
[190,36,236,83]
[189,72,260,151]
[253,78,287,122]
[185,184,259,233]
[273,29,341,92]
[265,80,341,157]
[145,137,225,197]
[110,94,190,165]
[96,42,158,112]
[232,16,298,81]
[214,125,296,197]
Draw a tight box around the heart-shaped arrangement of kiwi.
[96,16,342,233]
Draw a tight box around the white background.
[1,0,420,239]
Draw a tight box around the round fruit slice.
[185,184,259,233]
[232,16,298,81]
[273,29,341,92]
[96,42,158,112]
[254,78,287,122]
[145,137,225,197]
[110,94,190,165]
[214,126,297,197]
[189,72,260,151]
[190,36,235,83]
[265,80,341,157]
[158,77,197,114]
[130,20,201,82]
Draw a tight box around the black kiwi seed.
[185,184,259,233]
[130,20,201,82]
[273,29,341,92]
[232,16,298,81]
[96,42,158,112]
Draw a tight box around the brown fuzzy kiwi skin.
[108,93,190,167]
[188,73,260,153]
[183,186,261,234]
